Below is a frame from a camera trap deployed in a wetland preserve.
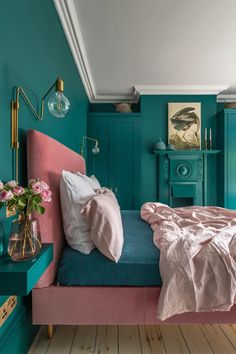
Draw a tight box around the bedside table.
[0,244,53,296]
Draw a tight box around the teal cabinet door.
[88,113,141,209]
[113,118,141,209]
[218,109,236,209]
[226,112,236,209]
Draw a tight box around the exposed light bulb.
[92,145,100,154]
[48,91,70,118]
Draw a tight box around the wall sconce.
[11,77,70,182]
[80,136,100,157]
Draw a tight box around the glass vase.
[8,215,42,261]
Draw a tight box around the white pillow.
[63,170,96,204]
[60,170,96,254]
[76,172,101,191]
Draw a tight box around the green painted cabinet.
[218,109,236,209]
[88,113,141,209]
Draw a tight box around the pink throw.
[141,202,236,320]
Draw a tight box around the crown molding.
[53,0,139,103]
[53,0,96,101]
[94,93,139,103]
[217,94,236,102]
[53,1,230,102]
[134,85,229,96]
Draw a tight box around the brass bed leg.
[47,324,54,339]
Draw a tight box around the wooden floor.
[29,324,236,354]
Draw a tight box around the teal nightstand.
[0,244,53,296]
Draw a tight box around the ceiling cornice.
[54,0,138,103]
[134,85,229,96]
[53,1,229,102]
[217,94,236,102]
[53,0,96,102]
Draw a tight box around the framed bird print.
[168,103,201,150]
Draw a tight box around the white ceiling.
[54,0,236,102]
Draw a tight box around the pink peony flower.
[0,190,14,202]
[40,189,52,202]
[40,181,49,191]
[7,180,17,188]
[0,181,3,190]
[31,182,43,194]
[12,186,25,195]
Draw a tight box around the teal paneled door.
[88,113,141,209]
[218,109,236,209]
[113,118,141,209]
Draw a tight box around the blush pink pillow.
[81,194,124,262]
[96,187,119,205]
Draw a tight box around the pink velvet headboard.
[27,130,86,287]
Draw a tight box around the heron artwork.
[168,103,201,150]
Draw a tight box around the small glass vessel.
[154,138,166,150]
[8,215,41,261]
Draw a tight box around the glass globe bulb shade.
[48,91,70,118]
[92,145,100,155]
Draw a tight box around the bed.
[27,130,236,338]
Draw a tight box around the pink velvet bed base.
[28,130,236,325]
[32,286,236,325]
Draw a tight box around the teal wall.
[0,0,88,352]
[90,95,218,206]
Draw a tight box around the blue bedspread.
[58,210,162,286]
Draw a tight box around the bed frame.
[27,130,236,338]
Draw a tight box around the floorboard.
[28,324,236,354]
[180,324,214,354]
[46,325,76,354]
[139,325,166,354]
[199,324,236,354]
[118,325,142,354]
[71,325,97,354]
[94,325,118,354]
[159,325,190,354]
[220,324,236,350]
[28,326,51,354]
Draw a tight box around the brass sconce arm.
[11,78,68,183]
[12,78,64,128]
[14,86,44,122]
[80,136,99,156]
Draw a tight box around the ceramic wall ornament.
[115,103,132,113]
[168,103,201,150]
[154,138,166,150]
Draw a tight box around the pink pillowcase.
[81,193,124,262]
[96,187,118,204]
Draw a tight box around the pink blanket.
[141,202,236,320]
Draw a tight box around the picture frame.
[168,102,201,150]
